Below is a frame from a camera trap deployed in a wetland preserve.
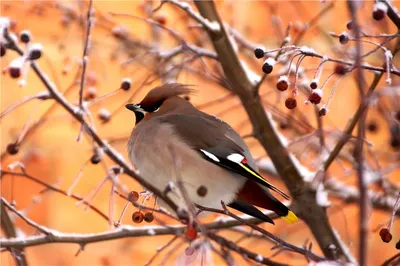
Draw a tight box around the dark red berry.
[339,33,349,45]
[111,166,121,175]
[367,121,378,133]
[184,95,190,101]
[334,64,347,75]
[6,143,19,155]
[90,153,101,164]
[396,240,400,250]
[20,30,31,43]
[128,191,139,202]
[1,44,5,57]
[277,80,288,91]
[318,108,327,117]
[285,98,297,109]
[395,111,400,122]
[254,48,264,59]
[310,81,318,90]
[390,138,400,149]
[346,21,354,31]
[197,186,207,197]
[132,211,144,223]
[9,67,21,79]
[309,91,322,105]
[379,228,392,243]
[262,61,274,74]
[154,14,167,25]
[120,79,131,91]
[373,9,385,21]
[185,226,197,241]
[144,212,154,223]
[28,49,42,60]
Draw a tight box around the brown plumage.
[126,83,298,224]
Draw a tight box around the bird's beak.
[125,104,146,124]
[125,104,144,112]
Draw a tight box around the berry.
[379,228,392,243]
[90,153,101,164]
[395,111,400,122]
[285,98,297,109]
[185,226,198,241]
[334,64,347,75]
[128,191,139,202]
[184,95,190,101]
[154,14,167,25]
[254,48,264,59]
[390,138,400,149]
[132,211,144,223]
[310,81,318,90]
[367,121,378,133]
[6,143,19,155]
[277,76,289,91]
[111,166,121,175]
[20,30,31,43]
[372,3,387,21]
[144,212,154,223]
[339,32,349,45]
[262,58,275,74]
[84,87,97,101]
[318,108,327,117]
[185,247,195,256]
[396,240,400,250]
[1,44,5,57]
[346,21,354,31]
[98,108,111,123]
[309,89,322,105]
[28,49,42,60]
[197,185,207,197]
[120,78,131,91]
[9,67,21,79]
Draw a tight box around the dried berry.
[9,66,21,79]
[339,32,349,45]
[144,212,154,223]
[390,138,400,149]
[277,76,289,91]
[111,166,121,175]
[379,228,392,243]
[98,108,111,123]
[1,44,5,57]
[254,47,264,59]
[132,211,144,223]
[84,87,97,101]
[6,143,19,155]
[128,191,139,202]
[20,30,31,43]
[90,153,101,164]
[367,121,378,133]
[395,111,400,122]
[396,240,400,250]
[318,108,327,117]
[309,89,323,105]
[184,95,190,101]
[262,58,275,74]
[185,226,198,241]
[310,80,318,90]
[120,78,131,91]
[285,98,297,109]
[154,14,167,25]
[28,48,42,60]
[346,21,354,31]
[185,247,195,256]
[197,185,207,197]
[372,3,387,21]
[334,64,347,75]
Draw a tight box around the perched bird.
[126,83,298,224]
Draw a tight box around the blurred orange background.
[1,1,399,265]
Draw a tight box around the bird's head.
[125,83,194,124]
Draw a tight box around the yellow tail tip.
[281,211,298,224]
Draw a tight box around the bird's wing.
[158,114,290,200]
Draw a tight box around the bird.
[126,83,298,224]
